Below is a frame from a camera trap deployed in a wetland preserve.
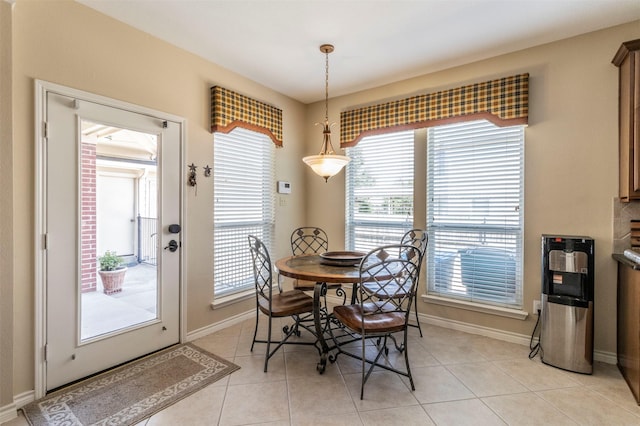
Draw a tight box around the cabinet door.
[634,51,640,194]
[618,264,640,404]
[615,41,640,201]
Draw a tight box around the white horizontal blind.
[346,131,414,253]
[213,128,275,298]
[427,120,524,308]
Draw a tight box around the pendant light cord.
[324,48,329,124]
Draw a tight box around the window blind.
[426,120,524,308]
[213,128,275,298]
[346,130,414,253]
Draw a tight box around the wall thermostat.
[278,181,291,194]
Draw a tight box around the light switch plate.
[278,181,291,194]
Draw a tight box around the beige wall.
[1,0,14,410]
[306,20,640,355]
[9,0,307,396]
[5,0,640,403]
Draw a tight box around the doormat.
[22,343,240,426]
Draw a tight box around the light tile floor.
[7,318,640,425]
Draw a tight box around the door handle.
[164,240,179,252]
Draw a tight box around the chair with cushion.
[400,229,428,336]
[290,226,342,291]
[291,226,329,255]
[330,244,420,399]
[248,235,317,372]
[361,229,427,346]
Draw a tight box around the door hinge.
[43,122,48,138]
[43,233,48,250]
[44,343,48,362]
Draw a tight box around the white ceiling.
[78,0,640,104]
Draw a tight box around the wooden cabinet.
[613,39,640,202]
[615,255,640,404]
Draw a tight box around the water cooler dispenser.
[540,235,594,374]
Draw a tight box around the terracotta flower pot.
[98,267,127,295]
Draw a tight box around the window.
[346,130,414,252]
[426,120,524,309]
[213,128,275,298]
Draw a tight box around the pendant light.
[303,44,350,182]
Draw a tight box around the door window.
[80,121,159,341]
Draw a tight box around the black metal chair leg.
[251,310,259,352]
[360,332,367,400]
[403,329,415,390]
[264,316,273,372]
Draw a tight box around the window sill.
[421,294,528,320]
[211,289,254,310]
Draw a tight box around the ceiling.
[78,0,640,104]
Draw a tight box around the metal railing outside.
[137,215,158,265]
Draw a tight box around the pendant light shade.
[303,44,350,182]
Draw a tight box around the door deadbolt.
[164,240,179,252]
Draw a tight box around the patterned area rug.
[22,343,240,426]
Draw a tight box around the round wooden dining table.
[275,253,365,284]
[275,253,379,373]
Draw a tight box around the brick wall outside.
[81,142,97,292]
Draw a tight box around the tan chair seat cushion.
[258,289,313,317]
[333,304,406,334]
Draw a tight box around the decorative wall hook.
[204,165,211,177]
[188,163,198,195]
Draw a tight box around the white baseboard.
[594,350,617,365]
[0,401,17,424]
[419,313,532,346]
[186,310,253,341]
[418,313,617,365]
[0,390,35,423]
[14,390,35,408]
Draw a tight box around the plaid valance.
[340,73,529,147]
[211,86,283,147]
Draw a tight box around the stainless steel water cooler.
[540,235,594,374]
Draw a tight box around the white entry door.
[42,87,182,391]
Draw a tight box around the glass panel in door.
[79,120,159,342]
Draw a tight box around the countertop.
[613,253,640,270]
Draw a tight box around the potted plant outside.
[98,250,127,295]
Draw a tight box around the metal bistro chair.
[291,226,329,255]
[361,230,427,349]
[330,244,420,399]
[289,226,347,338]
[248,235,318,372]
[400,229,428,337]
[290,227,343,291]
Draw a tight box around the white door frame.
[34,80,186,398]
